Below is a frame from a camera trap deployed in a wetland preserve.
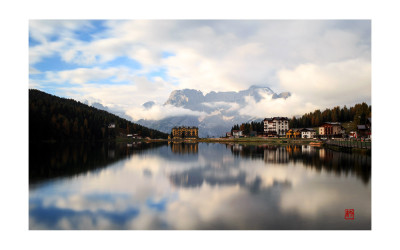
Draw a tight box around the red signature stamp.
[345,209,355,220]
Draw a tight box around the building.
[300,128,316,139]
[319,122,345,138]
[264,117,289,137]
[232,130,243,138]
[286,129,301,138]
[171,126,199,139]
[357,125,369,138]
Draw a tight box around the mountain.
[29,89,168,141]
[164,86,290,113]
[137,86,291,138]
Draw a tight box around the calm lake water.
[29,142,371,230]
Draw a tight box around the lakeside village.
[167,117,371,143]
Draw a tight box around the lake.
[29,142,371,230]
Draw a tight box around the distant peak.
[162,85,290,107]
[142,101,155,110]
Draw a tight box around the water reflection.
[29,142,371,230]
[29,141,166,185]
[170,142,199,154]
[227,144,371,184]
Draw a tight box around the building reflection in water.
[226,143,370,184]
[264,146,289,164]
[301,145,316,155]
[170,142,198,154]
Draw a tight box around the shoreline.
[29,137,371,154]
[171,137,316,145]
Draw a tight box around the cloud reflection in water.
[29,143,371,229]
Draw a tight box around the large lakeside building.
[171,126,199,139]
[263,117,289,137]
[319,122,345,138]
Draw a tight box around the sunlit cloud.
[44,67,135,84]
[29,20,371,121]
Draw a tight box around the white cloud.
[29,20,371,119]
[278,59,371,108]
[237,58,371,118]
[29,39,69,65]
[126,104,207,121]
[239,94,318,118]
[29,20,93,44]
[45,67,134,84]
[29,66,41,75]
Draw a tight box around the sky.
[29,20,371,120]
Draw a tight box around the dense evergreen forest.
[231,102,371,135]
[29,89,168,142]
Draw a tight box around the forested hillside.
[231,103,371,135]
[289,102,371,128]
[29,89,168,141]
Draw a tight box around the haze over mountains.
[136,86,291,137]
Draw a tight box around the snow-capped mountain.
[137,86,291,138]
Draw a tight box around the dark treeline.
[231,121,264,135]
[29,89,168,142]
[289,102,371,129]
[231,102,371,135]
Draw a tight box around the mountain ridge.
[164,85,290,111]
[137,86,291,137]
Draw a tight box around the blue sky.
[29,20,371,120]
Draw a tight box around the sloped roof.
[273,117,289,120]
[264,117,289,121]
[322,122,341,125]
[172,126,198,129]
[357,125,367,130]
[300,128,315,132]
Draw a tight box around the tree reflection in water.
[29,142,371,230]
[227,144,371,184]
[29,141,166,185]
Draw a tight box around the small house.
[232,130,243,138]
[300,128,316,139]
[357,125,369,138]
[286,129,301,138]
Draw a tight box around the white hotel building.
[263,117,289,137]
